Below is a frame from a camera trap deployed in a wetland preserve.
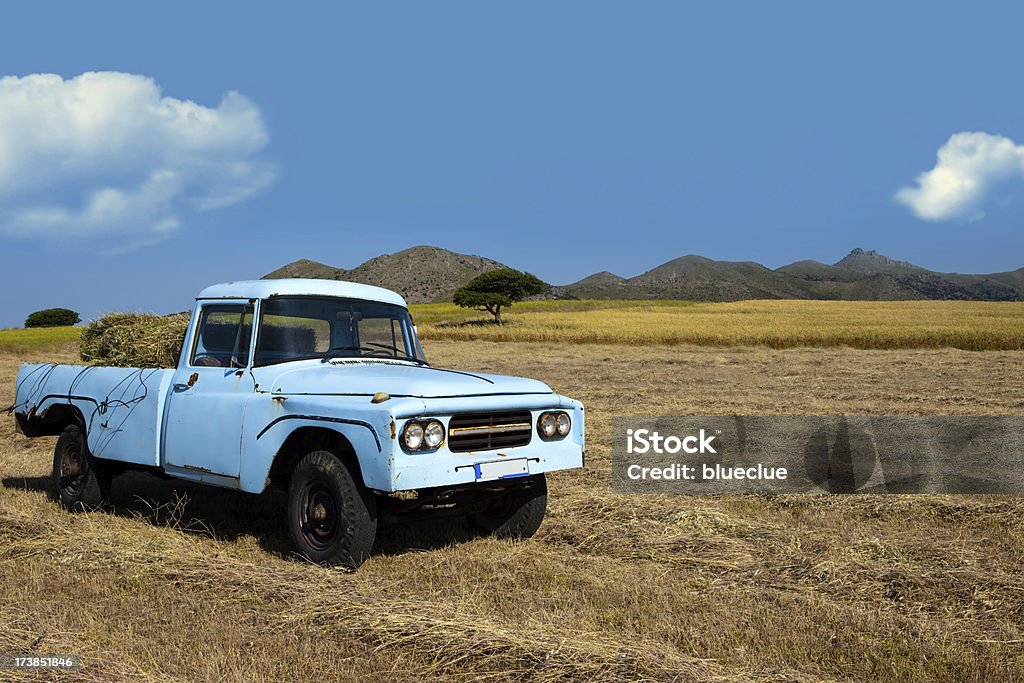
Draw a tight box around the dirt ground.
[1,342,1023,681]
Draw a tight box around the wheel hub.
[59,444,85,495]
[300,483,340,551]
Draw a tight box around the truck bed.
[14,363,174,466]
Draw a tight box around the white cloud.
[0,71,275,246]
[896,131,1024,222]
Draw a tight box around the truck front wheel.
[287,450,378,569]
[52,424,112,510]
[468,473,547,539]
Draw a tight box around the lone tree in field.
[25,308,80,328]
[453,268,547,325]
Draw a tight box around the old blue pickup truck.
[12,279,585,568]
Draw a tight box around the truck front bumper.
[385,436,584,491]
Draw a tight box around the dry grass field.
[1,325,1024,680]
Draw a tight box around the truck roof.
[197,279,408,308]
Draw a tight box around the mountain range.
[264,246,1024,303]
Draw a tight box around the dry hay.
[79,313,189,368]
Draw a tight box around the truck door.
[163,300,256,480]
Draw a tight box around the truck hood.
[257,360,554,399]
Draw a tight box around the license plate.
[474,458,529,481]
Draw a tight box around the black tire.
[469,474,547,539]
[52,424,112,510]
[287,450,377,569]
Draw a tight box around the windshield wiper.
[321,345,429,366]
[321,346,376,362]
[361,342,430,365]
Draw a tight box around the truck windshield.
[254,296,428,366]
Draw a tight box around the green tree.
[452,268,547,324]
[25,308,81,328]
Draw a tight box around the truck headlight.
[538,411,570,439]
[539,412,557,438]
[402,421,424,450]
[556,412,572,436]
[423,420,445,449]
[402,419,445,451]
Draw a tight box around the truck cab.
[14,279,585,568]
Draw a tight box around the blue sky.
[1,2,1023,327]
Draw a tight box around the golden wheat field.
[1,307,1024,681]
[413,300,1024,350]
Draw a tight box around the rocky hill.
[833,248,924,274]
[775,249,1023,301]
[264,246,507,303]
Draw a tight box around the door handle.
[173,373,200,392]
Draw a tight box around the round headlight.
[403,421,424,450]
[423,420,445,449]
[539,412,558,438]
[556,412,571,436]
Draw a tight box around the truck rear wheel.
[52,424,111,510]
[287,450,377,569]
[469,474,547,539]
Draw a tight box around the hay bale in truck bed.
[80,313,190,368]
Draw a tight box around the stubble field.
[1,327,1023,681]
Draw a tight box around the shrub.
[25,308,80,328]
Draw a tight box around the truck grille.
[447,410,533,453]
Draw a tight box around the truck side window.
[191,304,254,368]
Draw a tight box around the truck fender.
[22,402,88,438]
[243,420,386,493]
